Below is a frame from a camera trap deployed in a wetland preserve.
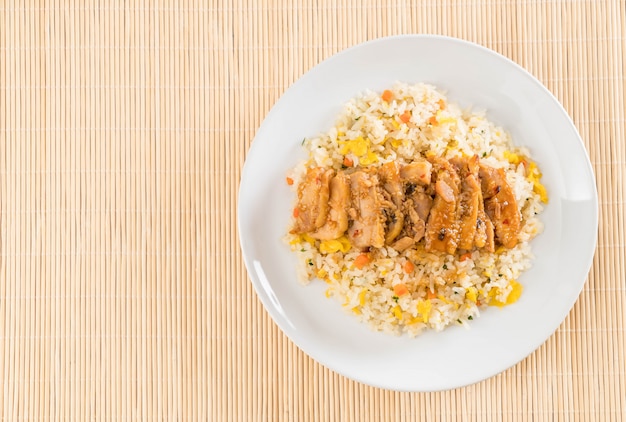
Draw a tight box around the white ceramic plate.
[238,35,598,392]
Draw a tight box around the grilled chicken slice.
[400,161,433,243]
[457,173,481,250]
[451,155,482,250]
[479,164,521,248]
[380,194,404,244]
[406,206,426,241]
[378,162,405,244]
[424,157,461,254]
[379,162,404,200]
[399,160,432,186]
[312,172,351,240]
[391,236,415,252]
[480,208,496,252]
[292,167,333,234]
[473,184,495,252]
[347,171,386,249]
[401,190,431,242]
[411,190,433,222]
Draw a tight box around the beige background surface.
[0,1,624,420]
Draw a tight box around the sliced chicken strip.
[312,172,351,240]
[450,155,481,250]
[454,158,495,252]
[424,157,461,254]
[457,173,481,250]
[479,164,521,249]
[400,160,432,186]
[391,236,415,252]
[291,167,333,234]
[347,171,386,249]
[381,196,404,244]
[473,188,495,252]
[482,210,496,252]
[400,160,434,243]
[411,190,433,222]
[378,162,405,244]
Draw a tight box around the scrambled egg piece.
[339,136,379,166]
[392,305,403,320]
[319,236,351,253]
[359,150,379,165]
[417,299,432,323]
[339,136,368,156]
[489,280,523,307]
[466,286,478,303]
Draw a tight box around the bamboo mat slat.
[0,1,624,420]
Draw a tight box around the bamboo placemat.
[1,1,624,420]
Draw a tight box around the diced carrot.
[293,207,299,218]
[354,253,370,269]
[381,89,393,102]
[393,283,409,297]
[428,115,437,125]
[460,253,472,262]
[438,99,446,110]
[400,111,412,123]
[286,177,294,185]
[403,260,414,273]
[343,156,354,167]
[427,289,437,300]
